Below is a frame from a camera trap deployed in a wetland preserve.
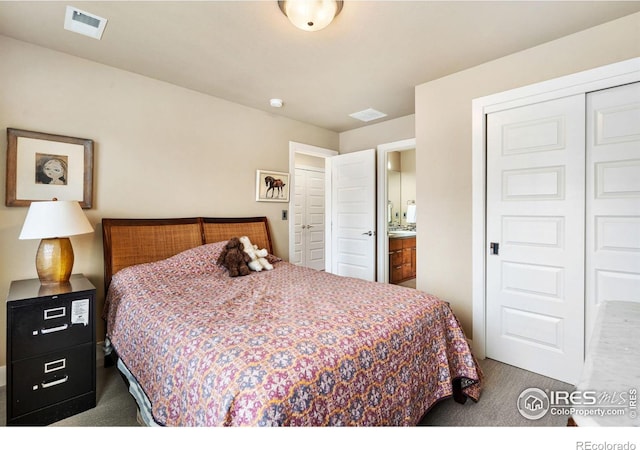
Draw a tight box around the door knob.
[362,231,375,236]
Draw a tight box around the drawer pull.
[40,323,69,334]
[41,376,68,389]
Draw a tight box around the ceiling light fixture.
[270,98,284,108]
[278,0,343,32]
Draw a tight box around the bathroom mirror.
[386,150,416,230]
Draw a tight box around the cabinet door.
[411,247,417,277]
[402,263,413,280]
[389,238,403,251]
[391,250,403,266]
[391,265,404,283]
[402,248,412,264]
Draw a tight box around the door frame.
[288,141,338,271]
[471,57,640,359]
[376,138,416,283]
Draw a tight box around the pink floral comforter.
[104,242,482,426]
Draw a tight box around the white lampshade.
[20,200,93,240]
[279,0,343,32]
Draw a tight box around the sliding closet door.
[486,94,585,384]
[586,82,640,346]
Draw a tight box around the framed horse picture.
[256,169,289,202]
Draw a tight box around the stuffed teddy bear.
[239,236,274,272]
[216,237,252,277]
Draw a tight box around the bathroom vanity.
[389,233,416,284]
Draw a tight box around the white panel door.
[331,149,376,281]
[486,94,585,384]
[586,82,640,345]
[292,168,305,266]
[293,168,326,270]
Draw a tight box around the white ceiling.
[1,1,639,132]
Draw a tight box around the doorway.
[377,139,417,285]
[289,138,417,283]
[288,142,337,270]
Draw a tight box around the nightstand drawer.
[10,342,94,418]
[10,294,93,360]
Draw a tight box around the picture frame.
[6,128,94,208]
[256,169,289,202]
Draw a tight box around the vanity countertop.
[388,231,416,238]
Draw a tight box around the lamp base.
[36,237,75,284]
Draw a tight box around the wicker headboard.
[102,217,272,290]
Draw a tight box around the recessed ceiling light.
[64,6,108,40]
[349,108,387,122]
[270,98,284,108]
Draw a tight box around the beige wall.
[0,36,338,367]
[339,114,415,154]
[415,12,640,336]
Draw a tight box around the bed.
[102,216,482,426]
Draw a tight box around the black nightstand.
[5,274,96,426]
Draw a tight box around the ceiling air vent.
[64,6,108,40]
[349,108,388,122]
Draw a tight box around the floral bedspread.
[104,242,482,426]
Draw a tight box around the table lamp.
[19,199,93,284]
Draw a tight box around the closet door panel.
[292,168,306,266]
[586,82,640,345]
[305,169,326,271]
[293,167,326,270]
[486,94,585,384]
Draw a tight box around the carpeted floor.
[0,357,572,427]
[420,357,572,426]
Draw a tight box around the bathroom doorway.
[376,139,417,286]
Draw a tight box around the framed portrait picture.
[256,170,289,202]
[6,128,94,208]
